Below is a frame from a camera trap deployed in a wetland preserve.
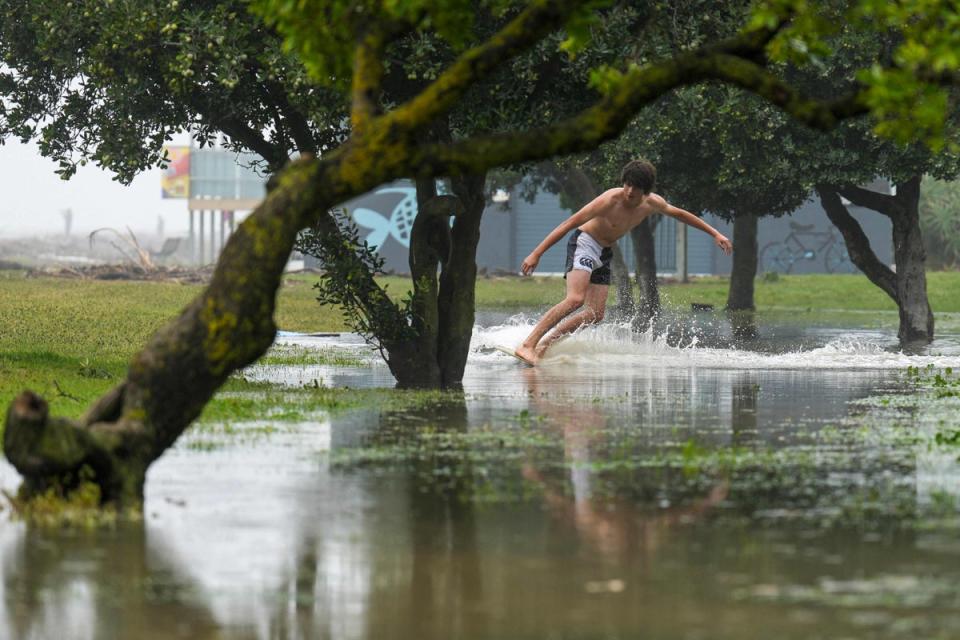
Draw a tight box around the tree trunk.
[818,178,933,344]
[437,172,487,387]
[610,244,635,318]
[390,178,451,387]
[630,218,660,329]
[818,187,898,298]
[889,177,934,343]
[726,214,757,311]
[387,175,483,388]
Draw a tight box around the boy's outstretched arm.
[520,192,610,274]
[653,195,733,255]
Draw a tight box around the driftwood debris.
[27,264,214,283]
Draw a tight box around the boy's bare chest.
[595,204,653,235]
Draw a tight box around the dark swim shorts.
[564,229,613,285]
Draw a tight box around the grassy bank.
[2,269,959,419]
[660,272,960,312]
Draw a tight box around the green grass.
[0,271,350,418]
[256,344,366,366]
[3,268,960,419]
[659,272,960,312]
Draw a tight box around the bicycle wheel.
[759,242,794,273]
[824,242,853,273]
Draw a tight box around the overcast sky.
[0,136,192,238]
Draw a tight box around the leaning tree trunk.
[818,177,933,344]
[630,217,660,329]
[4,156,340,507]
[726,214,758,311]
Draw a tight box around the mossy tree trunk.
[3,6,872,507]
[389,178,458,386]
[818,176,933,344]
[387,172,487,388]
[726,214,758,311]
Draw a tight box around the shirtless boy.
[515,159,733,365]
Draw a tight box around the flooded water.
[3,312,960,639]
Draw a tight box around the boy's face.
[622,183,647,203]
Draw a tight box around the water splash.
[471,316,960,371]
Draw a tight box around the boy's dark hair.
[621,159,656,194]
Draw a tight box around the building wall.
[305,180,894,277]
[476,203,513,272]
[510,190,570,273]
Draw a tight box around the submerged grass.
[330,417,562,502]
[661,272,960,313]
[4,481,123,528]
[325,368,960,530]
[253,344,367,367]
[183,378,463,451]
[2,464,140,528]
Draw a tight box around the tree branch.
[706,53,868,126]
[264,79,318,154]
[836,184,904,218]
[351,25,389,135]
[893,175,921,209]
[214,113,289,171]
[383,0,587,133]
[818,185,898,301]
[408,45,868,177]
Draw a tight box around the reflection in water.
[519,366,729,564]
[401,398,488,640]
[0,523,231,640]
[727,309,760,342]
[2,318,960,638]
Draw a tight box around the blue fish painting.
[352,186,418,250]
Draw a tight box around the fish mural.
[352,186,418,250]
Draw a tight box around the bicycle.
[759,221,854,274]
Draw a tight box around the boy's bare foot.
[514,345,538,365]
[534,344,549,360]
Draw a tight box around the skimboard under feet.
[494,345,536,366]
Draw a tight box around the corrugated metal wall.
[616,216,678,273]
[687,216,718,275]
[303,178,893,277]
[512,190,571,273]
